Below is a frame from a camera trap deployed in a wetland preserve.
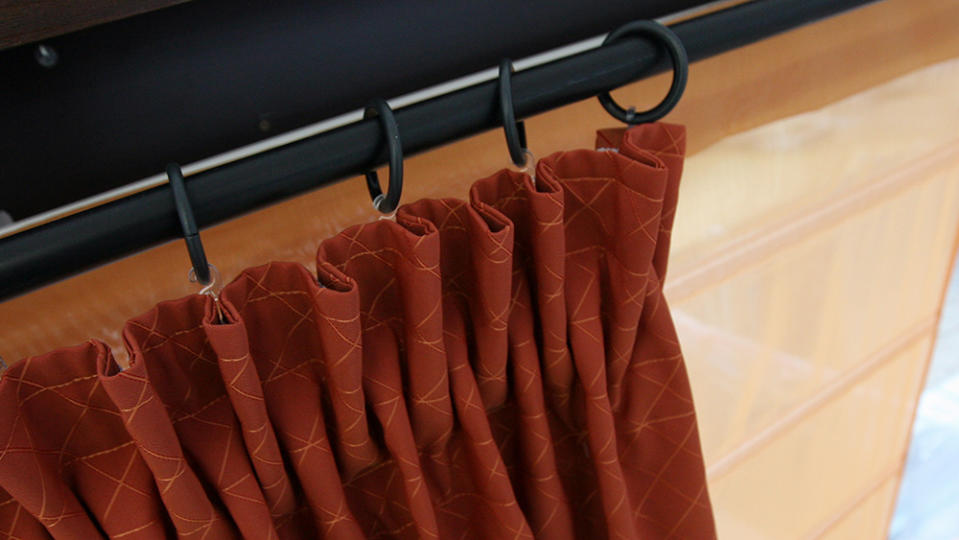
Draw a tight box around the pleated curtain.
[0,123,716,539]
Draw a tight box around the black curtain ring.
[597,20,688,125]
[166,163,211,285]
[498,58,528,167]
[363,98,403,214]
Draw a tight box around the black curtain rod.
[0,0,875,300]
[1,0,711,219]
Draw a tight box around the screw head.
[35,44,58,68]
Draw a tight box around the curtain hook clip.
[597,20,688,125]
[363,99,404,216]
[498,59,535,184]
[167,163,225,320]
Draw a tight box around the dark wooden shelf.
[0,0,189,50]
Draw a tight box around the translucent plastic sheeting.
[667,58,959,538]
[707,337,929,538]
[821,478,901,540]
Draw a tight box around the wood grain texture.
[0,0,188,50]
[0,0,957,365]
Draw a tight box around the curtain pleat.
[0,123,715,539]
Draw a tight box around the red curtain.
[0,123,715,539]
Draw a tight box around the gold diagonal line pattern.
[0,123,714,539]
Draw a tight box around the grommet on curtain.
[597,20,688,125]
[363,99,404,214]
[498,59,530,167]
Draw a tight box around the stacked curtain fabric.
[0,123,715,539]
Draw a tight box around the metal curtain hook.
[190,263,220,295]
[498,58,530,167]
[363,98,404,214]
[167,163,212,285]
[597,20,688,125]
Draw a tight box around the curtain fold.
[0,123,715,539]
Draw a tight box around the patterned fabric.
[0,123,715,539]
